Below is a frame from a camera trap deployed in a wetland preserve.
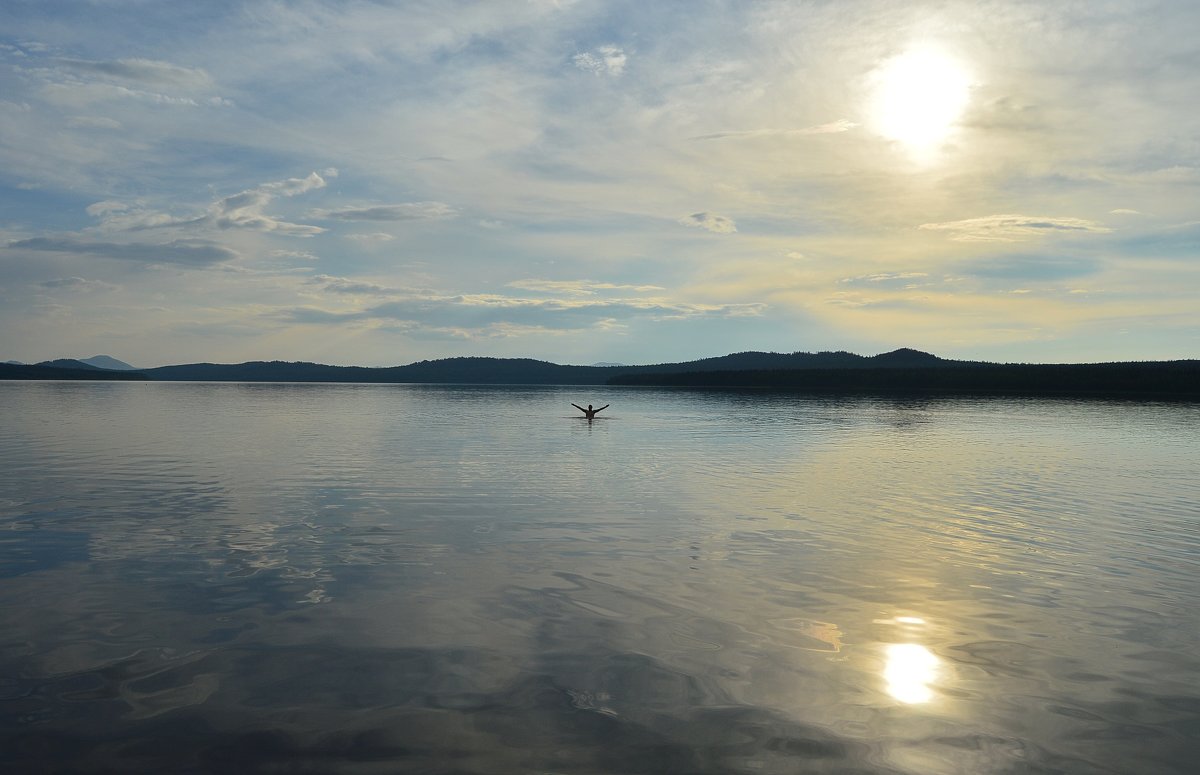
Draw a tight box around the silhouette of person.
[572,403,609,420]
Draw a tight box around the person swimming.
[572,403,609,420]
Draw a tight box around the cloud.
[283,291,764,334]
[258,172,328,197]
[57,58,214,89]
[94,209,194,231]
[66,115,122,129]
[28,55,230,111]
[93,172,329,236]
[313,202,457,221]
[958,255,1100,281]
[345,232,395,242]
[823,292,926,310]
[838,272,930,287]
[55,84,229,108]
[9,237,238,266]
[210,175,328,235]
[918,214,1112,242]
[680,212,737,234]
[507,279,665,295]
[308,274,409,296]
[271,249,319,262]
[573,45,626,76]
[86,200,129,217]
[38,276,118,291]
[689,119,858,141]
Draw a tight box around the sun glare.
[870,47,971,157]
[884,643,940,704]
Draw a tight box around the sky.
[2,0,1198,368]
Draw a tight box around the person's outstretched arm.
[596,405,610,413]
[571,403,585,413]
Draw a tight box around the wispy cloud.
[9,237,238,266]
[573,45,626,76]
[286,293,765,335]
[507,279,665,295]
[680,212,737,234]
[38,276,119,292]
[919,215,1112,242]
[56,58,214,89]
[210,173,328,235]
[313,202,457,222]
[26,55,229,111]
[271,249,319,262]
[65,115,122,129]
[689,119,858,142]
[94,172,330,236]
[839,272,930,287]
[308,275,417,296]
[85,200,129,217]
[958,254,1100,281]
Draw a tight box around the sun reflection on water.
[884,643,940,703]
[874,615,940,704]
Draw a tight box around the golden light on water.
[884,643,940,704]
[870,46,971,156]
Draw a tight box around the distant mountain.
[37,358,102,370]
[81,355,136,370]
[34,355,136,370]
[589,362,626,368]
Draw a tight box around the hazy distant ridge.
[81,355,136,370]
[135,348,956,384]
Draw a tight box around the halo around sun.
[869,46,971,157]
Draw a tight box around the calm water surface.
[1,382,1198,773]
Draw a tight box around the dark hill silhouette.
[142,358,613,384]
[37,358,103,370]
[7,348,1196,396]
[607,360,1200,398]
[1,362,148,381]
[629,348,942,373]
[137,349,957,384]
[867,347,946,367]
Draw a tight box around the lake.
[1,381,1198,773]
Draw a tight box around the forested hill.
[607,360,1200,398]
[5,349,1196,396]
[134,348,956,383]
[141,358,611,384]
[0,362,148,381]
[12,350,942,385]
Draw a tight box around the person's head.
[587,404,593,410]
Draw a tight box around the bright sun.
[870,47,971,156]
